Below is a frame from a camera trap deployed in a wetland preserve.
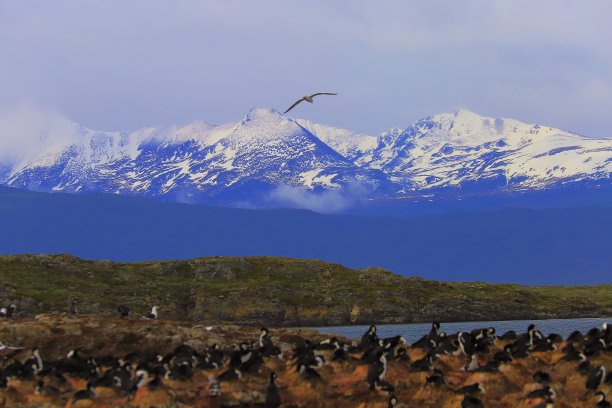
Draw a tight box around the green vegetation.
[0,254,610,326]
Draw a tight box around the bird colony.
[0,311,610,407]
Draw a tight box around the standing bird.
[265,372,281,408]
[367,351,388,391]
[260,327,282,358]
[360,325,380,351]
[283,92,337,114]
[587,366,606,392]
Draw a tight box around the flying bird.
[283,92,337,114]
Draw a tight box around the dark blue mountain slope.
[0,186,610,284]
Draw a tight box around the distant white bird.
[283,92,338,114]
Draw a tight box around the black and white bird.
[587,366,606,392]
[425,321,441,338]
[367,351,388,391]
[360,325,380,351]
[596,391,612,408]
[0,304,17,318]
[143,306,158,319]
[526,384,556,400]
[458,332,475,356]
[297,363,321,383]
[218,368,242,382]
[283,92,337,114]
[410,355,433,372]
[330,338,350,361]
[259,327,282,358]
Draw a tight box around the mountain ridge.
[0,107,610,209]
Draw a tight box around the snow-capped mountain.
[0,108,392,201]
[355,109,612,192]
[0,107,610,206]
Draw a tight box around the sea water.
[313,317,611,342]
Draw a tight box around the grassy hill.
[1,254,610,326]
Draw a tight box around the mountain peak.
[452,107,483,121]
[426,108,487,128]
[424,108,502,141]
[245,107,284,121]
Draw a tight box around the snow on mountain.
[294,118,377,161]
[357,109,612,191]
[0,107,610,206]
[1,107,391,200]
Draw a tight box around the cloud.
[266,182,370,213]
[267,185,352,213]
[0,104,78,168]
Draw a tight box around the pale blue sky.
[1,0,611,137]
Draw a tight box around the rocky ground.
[0,315,610,407]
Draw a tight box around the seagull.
[283,92,337,114]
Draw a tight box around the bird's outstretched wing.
[283,98,306,114]
[310,92,338,97]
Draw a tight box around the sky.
[1,1,611,137]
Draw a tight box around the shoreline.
[307,315,612,331]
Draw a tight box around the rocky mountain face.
[0,108,610,206]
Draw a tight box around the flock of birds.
[0,304,610,407]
